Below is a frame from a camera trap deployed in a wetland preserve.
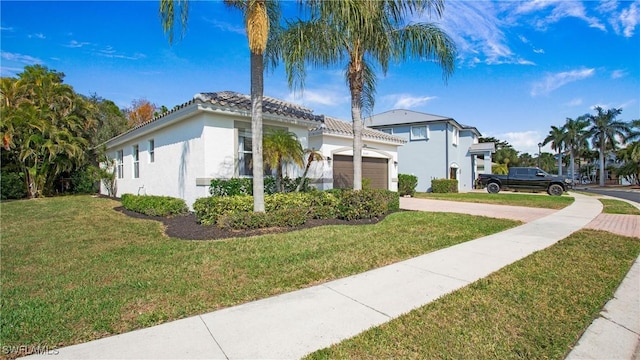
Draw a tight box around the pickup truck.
[477,167,571,196]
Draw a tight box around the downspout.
[445,122,449,179]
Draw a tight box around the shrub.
[431,179,458,193]
[1,170,27,200]
[193,195,253,225]
[121,194,189,217]
[335,189,399,220]
[70,167,98,194]
[398,174,418,196]
[209,178,253,196]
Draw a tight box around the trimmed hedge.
[209,176,311,196]
[194,189,399,228]
[398,174,418,197]
[121,194,189,217]
[431,179,458,193]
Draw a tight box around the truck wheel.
[547,184,563,196]
[487,182,501,194]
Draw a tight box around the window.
[148,139,155,163]
[132,145,139,178]
[238,129,253,176]
[410,125,428,140]
[116,150,124,179]
[380,128,393,135]
[452,128,459,146]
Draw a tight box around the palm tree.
[563,115,590,184]
[587,106,629,186]
[296,148,324,192]
[280,0,456,190]
[542,125,566,175]
[160,0,280,212]
[263,129,304,192]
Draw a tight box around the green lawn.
[600,198,640,215]
[1,195,518,354]
[308,229,640,359]
[413,192,574,209]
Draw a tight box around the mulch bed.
[114,207,386,241]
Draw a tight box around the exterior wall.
[308,134,400,191]
[373,122,478,192]
[101,110,315,209]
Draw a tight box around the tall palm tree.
[587,106,629,186]
[160,0,280,212]
[563,115,589,184]
[262,129,304,192]
[295,148,324,192]
[280,0,456,190]
[542,125,566,175]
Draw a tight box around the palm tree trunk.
[557,151,562,175]
[599,139,605,187]
[351,91,363,191]
[250,51,265,212]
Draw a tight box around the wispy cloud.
[1,51,42,65]
[492,130,544,155]
[286,89,349,107]
[611,69,627,79]
[514,0,605,31]
[28,33,45,39]
[1,26,14,31]
[202,17,245,35]
[618,1,639,37]
[383,94,437,109]
[566,98,583,107]
[65,40,91,48]
[96,46,145,60]
[531,68,595,96]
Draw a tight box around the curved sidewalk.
[24,194,620,360]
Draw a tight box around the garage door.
[333,155,388,189]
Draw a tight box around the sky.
[1,0,639,156]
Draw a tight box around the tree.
[296,148,324,192]
[563,115,589,184]
[160,0,280,212]
[86,94,129,146]
[587,106,629,186]
[280,0,456,190]
[0,65,94,197]
[125,98,156,128]
[263,129,304,192]
[480,137,519,166]
[542,125,566,175]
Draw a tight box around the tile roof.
[195,91,324,123]
[311,117,407,144]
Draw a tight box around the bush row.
[209,176,309,196]
[193,189,399,228]
[121,194,189,217]
[431,179,459,193]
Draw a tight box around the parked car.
[477,167,571,196]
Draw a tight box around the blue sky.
[1,0,639,155]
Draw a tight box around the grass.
[600,198,640,215]
[307,230,640,359]
[413,192,574,209]
[0,195,519,355]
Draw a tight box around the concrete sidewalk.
[23,193,638,359]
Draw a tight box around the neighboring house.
[100,91,405,208]
[366,109,494,193]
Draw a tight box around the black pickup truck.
[477,167,571,196]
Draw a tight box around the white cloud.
[515,0,605,31]
[202,17,245,35]
[29,33,45,39]
[384,94,437,109]
[65,40,91,48]
[619,1,640,37]
[285,89,349,107]
[533,48,545,54]
[491,130,547,155]
[0,26,14,31]
[566,98,583,107]
[0,51,42,65]
[611,69,627,79]
[530,68,595,96]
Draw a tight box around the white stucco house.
[366,109,494,193]
[100,91,406,208]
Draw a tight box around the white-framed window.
[238,129,253,176]
[410,125,429,140]
[452,128,459,146]
[148,139,155,163]
[380,128,393,134]
[116,150,124,179]
[132,145,139,178]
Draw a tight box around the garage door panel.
[333,155,388,189]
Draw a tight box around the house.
[366,109,494,192]
[100,91,405,208]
